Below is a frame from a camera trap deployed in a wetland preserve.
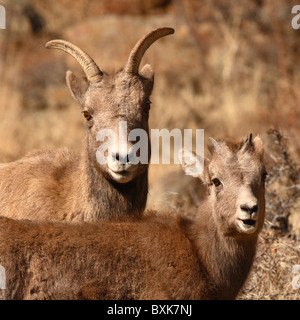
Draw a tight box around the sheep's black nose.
[240,204,258,215]
[112,153,130,164]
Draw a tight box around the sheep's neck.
[77,143,148,221]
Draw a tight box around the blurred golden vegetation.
[0,0,299,299]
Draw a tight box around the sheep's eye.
[144,99,151,113]
[82,111,92,121]
[262,172,268,182]
[212,178,222,187]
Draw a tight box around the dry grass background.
[0,0,299,299]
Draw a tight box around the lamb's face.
[180,135,266,238]
[206,137,266,237]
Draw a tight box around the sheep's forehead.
[85,74,148,112]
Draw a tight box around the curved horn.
[45,40,103,83]
[123,27,175,75]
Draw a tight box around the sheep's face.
[46,28,174,184]
[67,68,153,184]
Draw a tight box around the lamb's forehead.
[210,141,263,173]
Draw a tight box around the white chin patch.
[109,170,135,184]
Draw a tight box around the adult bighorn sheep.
[0,27,174,221]
[0,135,266,300]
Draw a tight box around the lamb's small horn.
[123,27,174,75]
[46,40,103,83]
[240,133,254,153]
[246,133,253,146]
[209,137,222,153]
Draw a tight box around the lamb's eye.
[144,99,151,113]
[212,178,222,187]
[82,111,92,121]
[262,172,268,182]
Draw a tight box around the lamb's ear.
[66,71,89,104]
[179,149,206,180]
[253,135,264,157]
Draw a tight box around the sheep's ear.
[179,149,206,179]
[139,64,154,81]
[66,71,89,104]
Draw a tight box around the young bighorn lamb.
[0,27,174,221]
[0,135,266,300]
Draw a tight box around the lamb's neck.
[189,202,258,299]
[75,147,148,221]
